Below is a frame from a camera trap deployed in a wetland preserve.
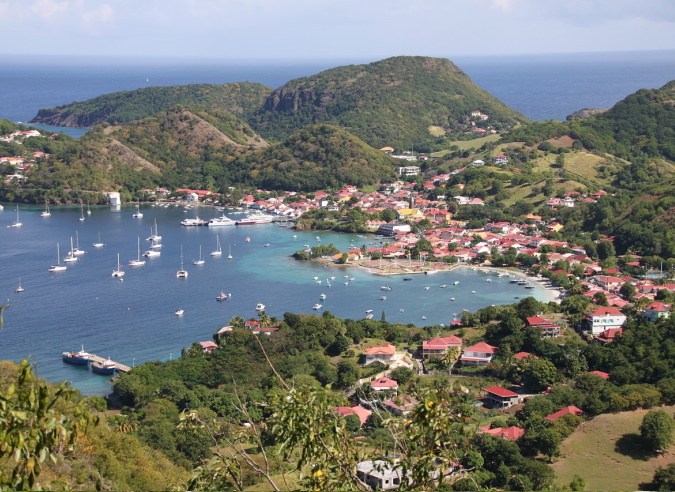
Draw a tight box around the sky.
[2,0,675,61]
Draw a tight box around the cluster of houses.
[0,129,54,184]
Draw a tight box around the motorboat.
[424,286,430,290]
[62,346,91,365]
[380,285,392,291]
[236,213,273,225]
[313,303,322,310]
[49,244,67,272]
[379,296,387,300]
[175,309,184,316]
[453,281,459,285]
[365,309,373,313]
[216,292,229,301]
[403,277,413,281]
[440,284,448,288]
[15,278,24,293]
[91,358,116,375]
[112,253,125,277]
[365,314,374,319]
[180,217,207,226]
[207,214,236,226]
[142,249,161,258]
[319,293,327,300]
[256,303,265,311]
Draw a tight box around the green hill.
[240,124,398,191]
[248,56,530,149]
[29,82,272,128]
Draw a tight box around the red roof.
[480,425,525,441]
[365,344,396,356]
[513,351,538,360]
[546,406,584,421]
[423,336,462,350]
[589,307,623,316]
[464,342,498,354]
[484,386,518,398]
[333,405,372,425]
[371,377,398,388]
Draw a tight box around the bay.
[0,204,554,395]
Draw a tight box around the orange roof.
[365,343,396,356]
[546,406,584,421]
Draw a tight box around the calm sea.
[0,205,554,395]
[1,51,674,137]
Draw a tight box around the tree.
[522,358,559,393]
[651,464,675,490]
[619,281,637,300]
[640,410,674,452]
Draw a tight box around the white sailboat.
[227,244,233,260]
[112,253,125,277]
[132,201,143,218]
[147,220,161,241]
[129,237,146,266]
[177,246,188,278]
[10,205,22,227]
[86,201,92,215]
[193,245,205,265]
[93,232,105,248]
[40,200,51,217]
[210,235,222,256]
[48,244,67,272]
[63,237,78,263]
[79,202,85,221]
[15,278,24,293]
[73,231,86,256]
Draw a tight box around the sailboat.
[40,200,51,217]
[48,244,67,272]
[63,237,78,263]
[72,231,85,256]
[227,244,233,260]
[177,246,188,278]
[86,201,92,215]
[193,245,205,265]
[147,220,161,242]
[79,202,85,221]
[93,232,105,248]
[210,235,222,256]
[132,201,143,218]
[129,237,146,266]
[10,205,22,227]
[112,253,125,277]
[15,278,24,293]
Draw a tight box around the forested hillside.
[29,82,272,128]
[249,56,529,149]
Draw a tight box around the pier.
[89,355,131,373]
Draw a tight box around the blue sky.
[2,0,675,60]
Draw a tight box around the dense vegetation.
[249,56,530,150]
[30,82,272,128]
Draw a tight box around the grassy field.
[552,405,675,490]
[431,134,501,156]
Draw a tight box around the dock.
[89,355,131,373]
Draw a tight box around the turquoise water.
[0,204,553,395]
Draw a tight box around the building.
[364,344,397,365]
[483,386,519,408]
[199,341,217,354]
[356,460,407,490]
[460,342,498,366]
[422,335,462,358]
[333,405,372,426]
[478,425,525,441]
[546,406,584,421]
[642,301,671,322]
[398,165,421,176]
[583,307,627,335]
[370,377,399,394]
[526,316,561,338]
[492,154,508,165]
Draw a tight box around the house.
[513,351,538,361]
[199,341,217,354]
[595,327,624,343]
[583,307,627,335]
[215,326,234,338]
[525,316,561,338]
[546,406,584,421]
[370,377,398,394]
[333,405,372,426]
[364,344,397,365]
[422,335,462,358]
[460,342,498,366]
[398,165,421,176]
[483,386,519,408]
[356,460,407,490]
[492,154,508,165]
[381,395,419,416]
[380,146,395,154]
[472,159,485,166]
[479,425,525,441]
[642,301,671,322]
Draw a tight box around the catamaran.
[177,246,188,278]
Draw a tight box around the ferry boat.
[236,213,273,225]
[208,215,236,226]
[91,358,116,375]
[62,347,91,366]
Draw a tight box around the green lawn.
[431,134,501,156]
[552,406,675,490]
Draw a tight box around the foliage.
[639,409,674,452]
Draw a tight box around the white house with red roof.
[364,344,397,365]
[584,307,627,335]
[370,377,398,394]
[199,341,217,354]
[333,405,372,426]
[460,342,498,366]
[642,301,671,323]
[492,154,508,165]
[422,335,462,359]
[483,386,519,408]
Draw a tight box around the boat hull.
[91,363,116,375]
[63,353,90,365]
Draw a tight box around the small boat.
[10,205,22,227]
[40,200,51,217]
[365,309,373,313]
[79,202,85,221]
[486,279,492,283]
[440,284,448,288]
[424,286,430,290]
[93,232,105,248]
[450,297,455,301]
[49,244,67,272]
[62,346,91,365]
[422,316,426,320]
[525,284,535,289]
[256,303,265,311]
[112,253,125,277]
[379,296,387,300]
[91,358,116,375]
[86,201,92,215]
[147,220,162,241]
[245,237,251,242]
[510,279,519,283]
[313,276,319,280]
[403,277,413,281]
[264,243,271,247]
[319,293,327,300]
[210,235,223,256]
[517,280,527,285]
[175,309,184,316]
[129,237,146,266]
[472,291,476,294]
[142,249,161,258]
[227,245,233,260]
[365,314,374,319]
[177,246,188,278]
[453,281,459,285]
[313,303,322,310]
[15,278,24,293]
[292,235,297,238]
[63,237,78,263]
[216,292,229,301]
[193,245,205,265]
[380,285,392,291]
[133,202,143,218]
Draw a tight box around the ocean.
[0,205,555,395]
[1,51,674,136]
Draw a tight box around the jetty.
[89,354,131,373]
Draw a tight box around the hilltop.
[249,56,530,149]
[29,82,272,128]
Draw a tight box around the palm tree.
[257,310,271,327]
